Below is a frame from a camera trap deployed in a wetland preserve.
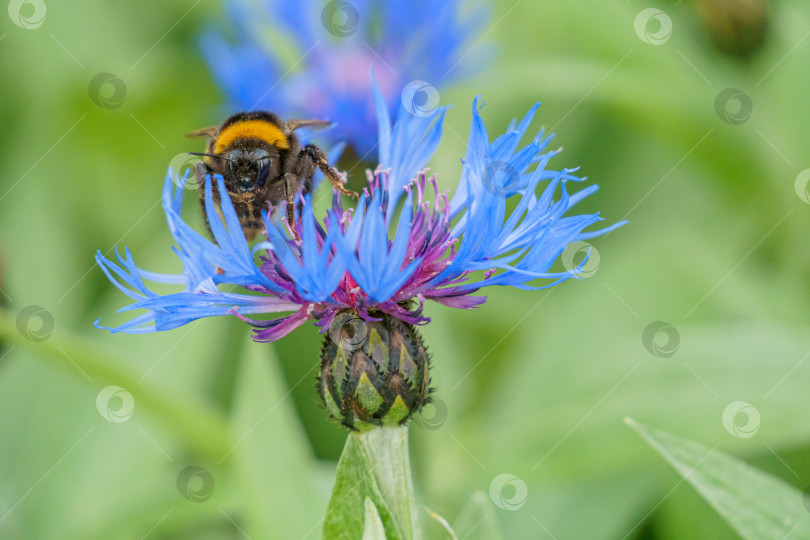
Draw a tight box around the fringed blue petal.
[435,101,626,293]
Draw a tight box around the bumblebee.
[186,111,358,241]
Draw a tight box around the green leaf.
[626,418,810,540]
[227,341,323,538]
[464,317,810,479]
[323,426,419,540]
[362,498,386,540]
[0,308,230,459]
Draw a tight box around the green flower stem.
[323,425,420,540]
[0,309,231,459]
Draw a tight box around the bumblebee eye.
[255,157,272,188]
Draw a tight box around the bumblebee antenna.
[188,152,235,163]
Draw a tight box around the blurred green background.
[2,0,810,538]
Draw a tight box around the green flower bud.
[318,310,431,431]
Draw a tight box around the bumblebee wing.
[285,119,331,133]
[185,126,219,138]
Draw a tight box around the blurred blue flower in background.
[200,0,489,158]
[96,80,625,342]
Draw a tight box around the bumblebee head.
[223,148,273,192]
[190,148,278,192]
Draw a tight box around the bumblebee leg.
[301,144,359,199]
[294,171,314,219]
[285,173,301,241]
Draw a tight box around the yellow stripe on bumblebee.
[213,119,290,153]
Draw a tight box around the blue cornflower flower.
[96,83,625,342]
[200,0,489,157]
